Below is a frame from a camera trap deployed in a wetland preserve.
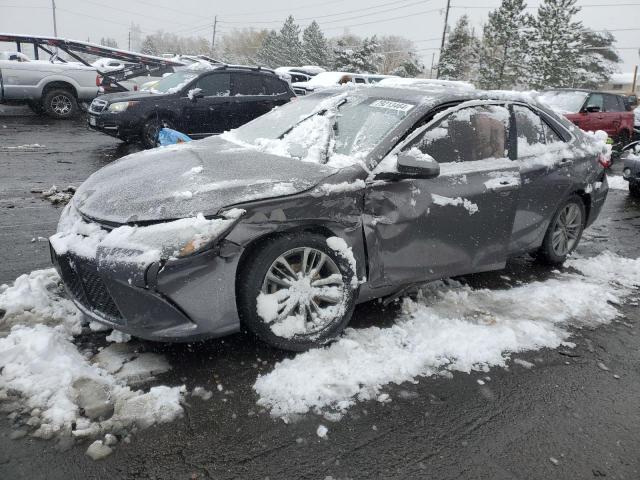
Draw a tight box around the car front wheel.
[536,195,586,265]
[141,117,173,149]
[237,232,357,351]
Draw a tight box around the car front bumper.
[87,111,140,141]
[49,240,242,342]
[623,154,640,185]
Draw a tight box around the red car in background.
[540,89,634,148]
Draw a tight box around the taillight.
[598,153,611,169]
[96,75,102,87]
[134,85,138,91]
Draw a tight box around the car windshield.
[152,71,199,94]
[228,93,416,166]
[539,90,588,113]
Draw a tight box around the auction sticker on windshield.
[370,99,415,113]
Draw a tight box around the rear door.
[603,94,623,137]
[181,72,232,135]
[582,93,609,134]
[509,104,573,253]
[230,72,287,128]
[364,103,521,287]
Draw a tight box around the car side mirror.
[188,88,204,102]
[376,152,440,181]
[584,105,601,113]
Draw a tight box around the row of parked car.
[1,49,638,154]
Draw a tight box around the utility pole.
[436,0,451,79]
[632,65,638,96]
[211,15,218,56]
[128,30,131,51]
[51,0,58,37]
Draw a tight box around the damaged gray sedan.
[50,86,610,350]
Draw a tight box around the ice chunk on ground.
[192,387,213,401]
[316,424,328,438]
[254,251,640,419]
[86,439,113,460]
[73,378,114,420]
[106,330,131,343]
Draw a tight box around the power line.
[78,0,194,28]
[218,0,430,24]
[323,7,444,31]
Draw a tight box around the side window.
[542,122,563,144]
[195,73,230,97]
[586,93,604,111]
[514,105,545,158]
[603,94,622,112]
[232,73,266,95]
[354,77,366,84]
[262,76,288,95]
[405,105,510,163]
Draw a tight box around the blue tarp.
[158,128,192,146]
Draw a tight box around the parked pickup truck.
[0,56,99,118]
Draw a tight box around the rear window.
[195,73,230,97]
[232,73,266,96]
[604,94,624,112]
[263,76,289,95]
[539,90,588,114]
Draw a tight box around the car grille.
[56,254,124,323]
[89,98,108,114]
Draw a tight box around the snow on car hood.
[74,136,337,224]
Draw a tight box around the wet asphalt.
[0,106,639,480]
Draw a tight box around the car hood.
[73,136,338,224]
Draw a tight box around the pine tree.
[278,16,305,66]
[257,30,283,68]
[527,0,583,89]
[140,36,157,55]
[477,0,529,89]
[437,15,479,81]
[574,30,620,89]
[333,36,381,73]
[302,21,331,68]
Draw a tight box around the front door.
[181,72,233,136]
[364,103,521,288]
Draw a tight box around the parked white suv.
[0,55,99,118]
[291,71,395,95]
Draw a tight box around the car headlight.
[623,168,631,178]
[107,101,138,113]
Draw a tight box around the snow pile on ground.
[607,175,628,191]
[254,251,640,419]
[0,268,82,334]
[31,185,76,205]
[0,269,185,454]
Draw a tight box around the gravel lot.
[1,105,639,480]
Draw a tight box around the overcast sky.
[1,0,638,73]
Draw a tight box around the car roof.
[545,87,625,98]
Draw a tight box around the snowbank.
[0,269,185,448]
[254,251,640,419]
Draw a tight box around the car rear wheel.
[237,232,357,351]
[141,117,173,149]
[536,195,586,265]
[630,181,640,198]
[43,89,78,119]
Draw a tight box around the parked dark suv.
[87,65,295,148]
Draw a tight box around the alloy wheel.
[260,247,347,336]
[551,203,583,256]
[51,95,72,116]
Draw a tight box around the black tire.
[27,101,44,115]
[630,181,640,198]
[237,232,358,351]
[42,88,78,119]
[536,195,586,266]
[141,117,173,149]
